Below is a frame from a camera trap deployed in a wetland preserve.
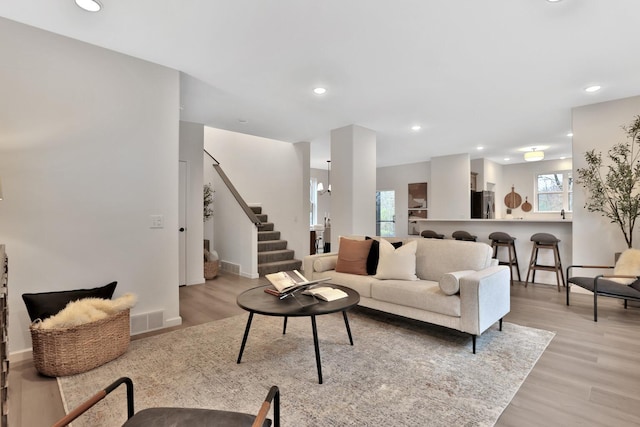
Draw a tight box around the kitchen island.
[413,218,572,286]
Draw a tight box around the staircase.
[253,206,302,276]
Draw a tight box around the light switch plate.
[150,215,164,228]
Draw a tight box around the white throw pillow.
[439,270,476,295]
[612,248,640,284]
[373,239,418,280]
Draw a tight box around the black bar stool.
[452,230,477,241]
[525,232,565,291]
[489,232,521,285]
[421,230,444,239]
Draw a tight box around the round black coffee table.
[236,284,360,384]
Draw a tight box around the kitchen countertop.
[411,218,572,223]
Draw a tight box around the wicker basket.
[204,260,219,279]
[30,309,130,377]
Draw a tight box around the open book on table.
[302,286,348,302]
[265,270,330,297]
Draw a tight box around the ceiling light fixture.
[585,85,601,93]
[567,132,573,137]
[75,0,102,12]
[477,146,484,151]
[411,125,421,131]
[524,148,545,162]
[313,87,327,95]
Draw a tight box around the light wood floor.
[9,272,640,426]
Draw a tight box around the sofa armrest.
[302,252,339,278]
[459,265,511,335]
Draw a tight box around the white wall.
[501,158,573,220]
[377,161,431,237]
[179,121,205,285]
[203,127,309,277]
[430,154,471,219]
[572,95,640,264]
[0,18,181,354]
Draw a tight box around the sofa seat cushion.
[325,271,374,298]
[370,280,461,317]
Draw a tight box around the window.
[376,191,395,237]
[535,171,572,212]
[310,178,318,226]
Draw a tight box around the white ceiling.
[2,0,640,169]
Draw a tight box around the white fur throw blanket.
[613,248,640,284]
[34,293,137,329]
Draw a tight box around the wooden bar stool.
[421,230,444,239]
[452,230,477,241]
[525,232,565,291]
[489,231,521,285]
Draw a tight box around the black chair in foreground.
[567,249,640,321]
[53,377,280,427]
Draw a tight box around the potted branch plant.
[203,183,218,279]
[203,183,214,222]
[576,115,640,248]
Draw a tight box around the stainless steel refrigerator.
[471,191,495,219]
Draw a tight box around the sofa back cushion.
[414,238,493,281]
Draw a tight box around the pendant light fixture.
[524,148,545,162]
[317,160,331,195]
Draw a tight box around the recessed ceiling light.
[411,125,421,131]
[75,0,102,12]
[477,146,484,151]
[504,157,510,161]
[567,132,573,137]
[585,85,601,93]
[546,0,562,3]
[560,156,566,160]
[313,87,326,95]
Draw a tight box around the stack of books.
[265,270,345,301]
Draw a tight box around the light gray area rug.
[58,309,554,426]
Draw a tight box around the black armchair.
[53,377,280,427]
[566,264,640,321]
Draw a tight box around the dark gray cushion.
[123,407,271,427]
[530,233,559,244]
[21,281,117,321]
[569,277,640,299]
[489,232,515,243]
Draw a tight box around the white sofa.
[302,236,511,353]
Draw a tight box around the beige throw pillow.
[374,239,418,280]
[439,270,476,295]
[612,248,640,284]
[313,256,338,273]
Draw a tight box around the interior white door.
[178,161,187,286]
